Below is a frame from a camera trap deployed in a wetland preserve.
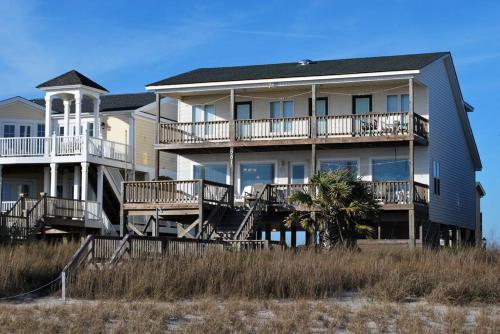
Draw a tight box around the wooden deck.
[156,112,428,153]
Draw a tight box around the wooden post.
[311,144,317,178]
[265,224,271,241]
[229,147,235,201]
[120,182,127,237]
[154,93,161,180]
[305,230,311,246]
[408,78,416,249]
[280,226,286,245]
[377,224,381,240]
[291,225,297,248]
[256,227,262,240]
[198,179,205,239]
[229,89,235,142]
[311,84,317,139]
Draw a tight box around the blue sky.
[0,0,499,242]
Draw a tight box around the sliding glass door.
[240,163,274,193]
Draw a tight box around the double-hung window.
[19,125,31,137]
[37,124,45,137]
[3,125,15,137]
[270,100,294,133]
[386,94,410,112]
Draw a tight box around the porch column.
[75,92,82,135]
[73,165,80,200]
[256,227,262,240]
[311,84,317,139]
[305,230,311,246]
[229,147,235,201]
[43,167,50,193]
[81,162,89,201]
[154,93,161,180]
[50,163,58,197]
[96,165,104,220]
[93,98,100,138]
[229,89,235,142]
[280,226,286,245]
[44,96,53,138]
[408,78,416,248]
[63,99,71,136]
[311,144,317,178]
[265,224,271,241]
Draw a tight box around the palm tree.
[284,169,379,249]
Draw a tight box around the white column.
[93,98,100,138]
[97,165,104,219]
[80,162,89,201]
[43,167,50,193]
[73,165,81,200]
[45,96,52,138]
[75,93,82,135]
[50,163,58,197]
[62,168,70,198]
[63,100,71,136]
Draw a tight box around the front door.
[235,102,252,139]
[352,95,372,134]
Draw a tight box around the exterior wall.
[0,100,45,136]
[1,165,45,200]
[177,83,427,122]
[103,114,129,144]
[134,116,176,179]
[417,58,476,230]
[177,146,428,195]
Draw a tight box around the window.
[3,125,15,137]
[401,94,409,112]
[308,97,328,116]
[320,160,358,176]
[387,95,398,112]
[59,126,65,136]
[235,102,252,138]
[353,95,372,114]
[193,164,227,184]
[19,125,31,137]
[240,163,274,192]
[88,122,94,137]
[37,124,45,137]
[433,160,440,195]
[270,101,294,132]
[372,159,409,181]
[291,163,305,184]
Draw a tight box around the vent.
[298,59,313,66]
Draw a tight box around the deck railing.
[268,181,429,206]
[158,112,428,144]
[123,180,232,206]
[0,134,131,163]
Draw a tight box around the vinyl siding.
[417,58,476,229]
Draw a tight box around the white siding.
[417,58,476,229]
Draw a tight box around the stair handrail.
[233,184,269,240]
[2,196,23,216]
[108,233,131,265]
[61,235,95,301]
[196,187,231,240]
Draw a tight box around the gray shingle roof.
[31,92,155,114]
[148,52,449,87]
[37,70,109,92]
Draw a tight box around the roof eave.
[145,70,421,93]
[38,84,109,94]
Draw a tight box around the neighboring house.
[121,52,483,248]
[0,70,177,239]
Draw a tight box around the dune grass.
[0,241,77,298]
[65,247,500,305]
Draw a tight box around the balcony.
[0,134,131,166]
[122,180,428,210]
[158,112,428,152]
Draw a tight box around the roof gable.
[148,52,449,87]
[36,70,108,92]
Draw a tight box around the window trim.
[308,97,329,116]
[289,161,308,184]
[192,162,229,184]
[234,101,252,120]
[352,95,372,114]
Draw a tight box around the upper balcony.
[0,134,131,168]
[157,112,428,153]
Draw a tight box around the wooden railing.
[414,182,429,204]
[414,114,429,139]
[158,112,429,145]
[197,186,232,239]
[159,121,230,144]
[235,117,310,140]
[317,112,409,137]
[233,184,270,240]
[123,180,232,206]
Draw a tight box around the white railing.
[1,201,17,213]
[55,136,83,155]
[235,117,310,140]
[0,134,130,163]
[0,137,50,157]
[89,137,130,162]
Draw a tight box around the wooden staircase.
[0,194,88,242]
